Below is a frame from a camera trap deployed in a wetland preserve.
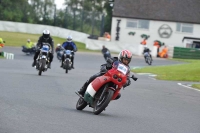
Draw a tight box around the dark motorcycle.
[75,62,138,115]
[144,52,152,65]
[62,50,73,73]
[35,43,51,76]
[55,46,64,61]
[22,46,36,55]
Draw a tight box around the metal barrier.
[3,52,14,59]
[173,47,200,59]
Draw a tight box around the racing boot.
[77,81,88,96]
[48,62,51,69]
[60,62,63,68]
[32,60,36,67]
[71,62,74,69]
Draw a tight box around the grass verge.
[132,59,200,90]
[0,31,100,53]
[192,84,200,90]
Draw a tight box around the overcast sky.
[55,0,65,9]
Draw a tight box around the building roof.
[113,0,200,24]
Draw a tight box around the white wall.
[1,20,193,56]
[111,17,200,55]
[0,21,89,43]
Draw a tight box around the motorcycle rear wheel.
[93,89,114,115]
[76,97,87,110]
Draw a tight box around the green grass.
[132,59,200,90]
[0,31,99,52]
[192,84,200,90]
[132,59,200,82]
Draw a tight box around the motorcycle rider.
[60,36,77,69]
[143,46,152,62]
[55,43,63,61]
[55,43,62,53]
[102,45,111,61]
[77,50,133,100]
[32,29,54,68]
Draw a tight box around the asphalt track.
[0,47,200,133]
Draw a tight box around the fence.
[173,47,200,59]
[3,52,14,59]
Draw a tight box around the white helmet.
[43,29,50,39]
[57,44,61,47]
[67,36,73,42]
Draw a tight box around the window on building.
[176,23,193,33]
[127,19,149,29]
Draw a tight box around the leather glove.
[100,64,107,73]
[106,58,113,68]
[106,57,113,64]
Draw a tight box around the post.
[100,14,105,37]
[64,7,68,28]
[54,4,57,26]
[91,11,95,36]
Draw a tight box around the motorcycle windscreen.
[41,45,49,52]
[65,50,71,55]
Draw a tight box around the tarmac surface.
[0,47,200,133]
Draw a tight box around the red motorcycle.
[75,62,138,115]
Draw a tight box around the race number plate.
[117,64,128,75]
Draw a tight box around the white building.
[111,0,200,55]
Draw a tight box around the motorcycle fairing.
[42,55,47,59]
[41,45,49,52]
[84,62,128,104]
[84,76,111,104]
[144,52,149,57]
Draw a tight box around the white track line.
[148,77,156,80]
[177,83,200,92]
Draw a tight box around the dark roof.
[113,0,200,24]
[182,37,200,42]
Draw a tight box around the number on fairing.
[117,64,128,75]
[65,50,71,55]
[144,52,149,56]
[41,45,49,52]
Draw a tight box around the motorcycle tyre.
[146,56,152,65]
[76,97,88,110]
[57,54,62,61]
[93,89,114,115]
[38,58,46,76]
[65,60,70,73]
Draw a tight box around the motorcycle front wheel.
[38,58,46,76]
[146,56,152,65]
[65,59,70,73]
[93,89,114,115]
[76,97,88,110]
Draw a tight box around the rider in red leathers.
[77,50,133,100]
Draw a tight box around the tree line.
[0,0,112,36]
